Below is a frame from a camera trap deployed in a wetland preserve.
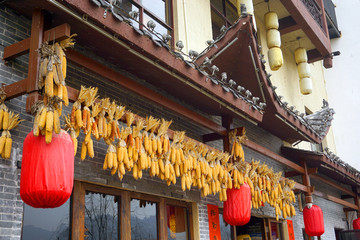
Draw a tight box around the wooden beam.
[25,9,44,113]
[285,171,301,178]
[202,132,224,143]
[279,16,301,35]
[243,139,305,174]
[343,207,357,212]
[310,174,356,197]
[2,79,27,100]
[307,49,323,63]
[3,23,71,61]
[302,161,313,203]
[66,49,227,136]
[341,195,355,200]
[313,190,359,210]
[286,169,317,178]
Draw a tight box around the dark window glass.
[225,1,238,23]
[219,211,231,239]
[22,199,70,240]
[211,0,239,38]
[167,205,189,240]
[84,192,119,240]
[131,199,158,240]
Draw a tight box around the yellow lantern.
[300,77,313,95]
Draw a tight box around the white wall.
[324,1,360,170]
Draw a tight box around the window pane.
[211,0,224,14]
[167,205,189,240]
[131,199,158,240]
[211,9,227,38]
[219,212,231,239]
[225,1,239,23]
[22,199,70,240]
[144,13,169,36]
[85,192,119,240]
[142,0,166,22]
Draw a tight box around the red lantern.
[303,204,324,236]
[20,130,74,208]
[223,183,251,226]
[353,218,360,229]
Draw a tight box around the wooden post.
[302,161,313,204]
[71,181,85,240]
[352,186,360,218]
[26,9,44,113]
[158,198,167,240]
[120,191,131,239]
[221,115,233,153]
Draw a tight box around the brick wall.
[0,3,351,240]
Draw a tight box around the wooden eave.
[281,146,360,187]
[4,0,262,123]
[195,18,323,144]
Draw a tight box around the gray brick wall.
[0,4,351,240]
[0,4,31,240]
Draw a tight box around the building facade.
[0,0,358,240]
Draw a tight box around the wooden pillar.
[26,8,44,113]
[120,191,131,239]
[302,161,313,204]
[158,198,167,240]
[221,115,233,153]
[71,181,85,240]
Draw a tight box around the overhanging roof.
[282,146,360,187]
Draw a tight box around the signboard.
[287,220,295,240]
[207,204,221,240]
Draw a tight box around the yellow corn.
[75,109,83,128]
[45,110,53,132]
[81,140,87,160]
[53,109,60,134]
[0,136,6,155]
[45,71,54,97]
[45,130,52,144]
[0,108,4,129]
[87,138,94,158]
[2,111,9,130]
[62,85,69,106]
[4,137,12,159]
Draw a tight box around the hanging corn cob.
[117,127,131,180]
[0,111,22,159]
[229,129,246,162]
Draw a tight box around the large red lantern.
[353,218,360,229]
[20,130,74,208]
[303,204,324,236]
[223,183,251,226]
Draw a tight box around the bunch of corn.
[0,99,9,131]
[32,98,62,144]
[230,129,246,162]
[0,111,22,159]
[116,127,131,180]
[38,35,76,109]
[64,114,78,155]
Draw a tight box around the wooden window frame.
[119,0,174,47]
[210,0,238,27]
[71,180,194,240]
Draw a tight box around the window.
[71,181,193,239]
[114,0,173,44]
[131,199,158,239]
[22,199,70,240]
[85,192,119,239]
[219,209,232,239]
[211,0,239,38]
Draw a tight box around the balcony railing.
[323,0,341,39]
[301,0,325,33]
